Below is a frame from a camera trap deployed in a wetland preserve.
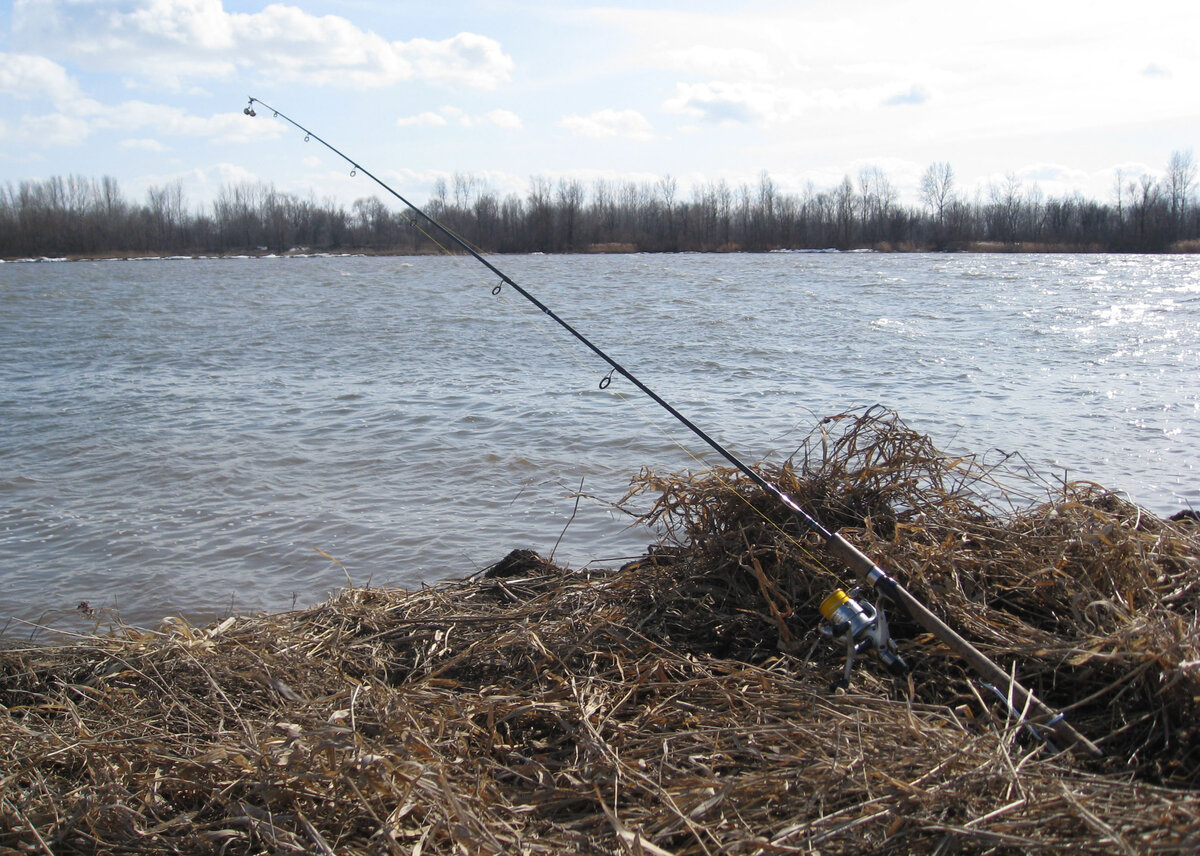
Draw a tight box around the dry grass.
[3,407,1199,854]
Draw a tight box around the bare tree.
[989,172,1025,244]
[858,165,896,244]
[920,163,955,222]
[1111,167,1127,242]
[655,174,678,249]
[755,170,777,246]
[428,177,449,217]
[714,178,733,247]
[452,172,480,210]
[834,175,857,247]
[1131,173,1165,249]
[591,178,617,239]
[7,160,1200,259]
[556,178,584,251]
[526,175,554,251]
[146,180,186,248]
[1165,149,1196,240]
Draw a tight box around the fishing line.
[243,96,1101,757]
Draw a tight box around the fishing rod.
[243,96,1101,758]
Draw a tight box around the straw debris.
[3,407,1198,854]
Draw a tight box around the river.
[2,252,1197,630]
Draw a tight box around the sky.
[1,0,1198,213]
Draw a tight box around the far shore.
[5,239,1200,264]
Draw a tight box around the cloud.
[397,111,450,128]
[1017,162,1083,183]
[0,51,89,106]
[557,109,654,141]
[403,33,514,90]
[0,69,281,148]
[1007,162,1099,199]
[0,52,98,144]
[13,0,514,90]
[13,112,94,146]
[882,85,929,107]
[966,162,1122,202]
[211,161,262,187]
[661,45,776,80]
[486,109,522,130]
[591,2,1200,148]
[663,82,786,125]
[397,106,523,130]
[664,76,940,127]
[438,106,473,127]
[107,103,279,143]
[119,137,168,151]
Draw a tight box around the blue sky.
[2,0,1197,212]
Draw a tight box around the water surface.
[2,252,1197,629]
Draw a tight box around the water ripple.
[2,253,1198,628]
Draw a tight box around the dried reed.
[2,408,1198,854]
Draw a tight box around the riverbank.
[3,410,1198,854]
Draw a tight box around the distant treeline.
[2,153,1197,258]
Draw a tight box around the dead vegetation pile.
[2,407,1199,854]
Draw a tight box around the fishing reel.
[817,588,909,687]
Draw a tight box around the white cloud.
[13,0,514,90]
[14,112,94,146]
[594,1,1200,147]
[397,111,450,128]
[664,77,941,127]
[1016,162,1089,185]
[397,106,523,130]
[1000,161,1158,202]
[119,137,168,151]
[882,85,929,107]
[558,109,654,141]
[213,161,262,186]
[486,109,522,130]
[0,52,87,106]
[88,101,280,143]
[661,45,776,80]
[439,106,473,127]
[663,82,774,125]
[404,33,515,90]
[660,80,867,126]
[0,73,281,149]
[0,55,97,144]
[149,160,267,208]
[129,0,235,50]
